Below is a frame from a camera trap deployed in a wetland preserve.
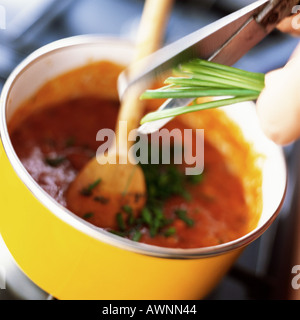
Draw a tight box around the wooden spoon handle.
[116,0,173,151]
[133,0,174,62]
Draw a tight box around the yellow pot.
[0,36,287,300]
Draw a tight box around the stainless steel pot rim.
[0,35,287,259]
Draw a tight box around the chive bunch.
[140,59,265,124]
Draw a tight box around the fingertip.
[277,14,300,36]
[256,66,300,145]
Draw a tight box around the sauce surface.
[10,95,252,249]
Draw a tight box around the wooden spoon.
[67,0,173,229]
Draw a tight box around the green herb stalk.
[140,59,265,124]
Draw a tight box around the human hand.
[256,13,300,145]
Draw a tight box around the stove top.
[0,0,299,300]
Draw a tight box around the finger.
[256,56,300,145]
[277,13,300,36]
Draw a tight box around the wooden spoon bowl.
[67,155,146,229]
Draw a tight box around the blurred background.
[0,0,300,300]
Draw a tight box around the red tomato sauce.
[9,61,259,249]
[10,99,251,249]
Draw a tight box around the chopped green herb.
[93,196,109,204]
[122,205,133,215]
[116,213,126,232]
[80,179,101,197]
[175,209,194,227]
[122,205,135,226]
[146,206,172,238]
[131,230,142,242]
[141,207,152,226]
[181,189,192,202]
[149,217,161,238]
[65,136,76,147]
[187,173,204,185]
[45,156,66,167]
[109,230,126,237]
[127,214,135,226]
[83,212,94,220]
[141,162,192,202]
[153,206,164,221]
[134,192,144,203]
[164,227,176,237]
[110,143,203,239]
